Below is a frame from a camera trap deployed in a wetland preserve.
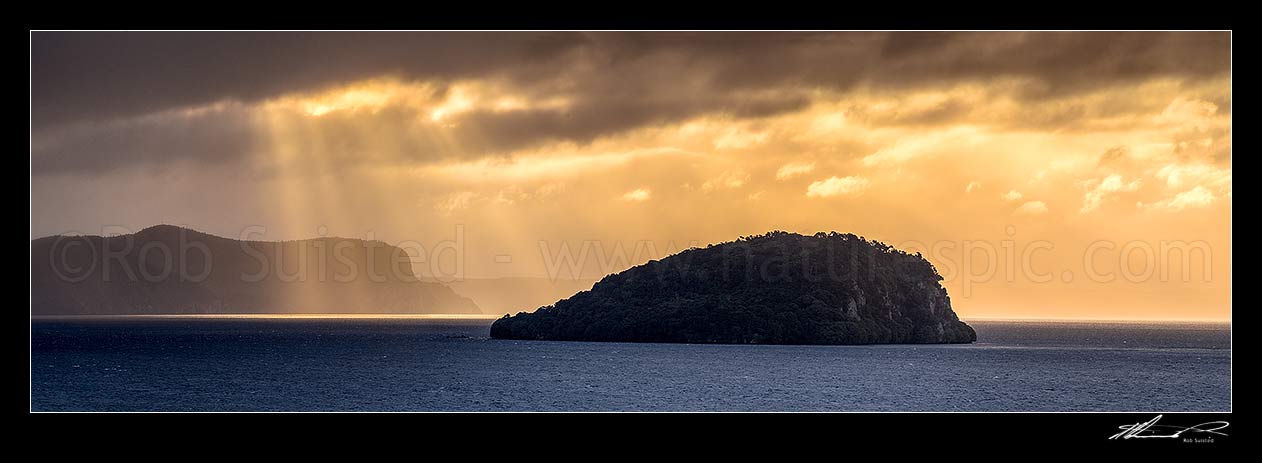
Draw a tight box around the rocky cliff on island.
[491,231,975,345]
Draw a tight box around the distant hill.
[436,277,599,315]
[491,231,976,345]
[31,225,480,315]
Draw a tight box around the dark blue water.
[30,317,1231,411]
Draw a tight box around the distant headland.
[31,225,480,315]
[491,231,976,345]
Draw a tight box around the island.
[491,231,976,344]
[31,224,481,315]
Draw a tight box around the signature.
[1110,415,1230,440]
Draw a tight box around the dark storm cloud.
[33,31,1230,130]
[30,31,588,130]
[31,105,259,175]
[31,31,1230,174]
[453,93,811,152]
[591,31,1230,98]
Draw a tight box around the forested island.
[491,231,976,345]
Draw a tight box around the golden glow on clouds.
[702,171,750,191]
[1140,185,1218,211]
[420,147,696,182]
[266,79,429,117]
[1081,175,1143,213]
[775,162,816,180]
[806,176,870,198]
[620,188,652,202]
[1014,201,1049,215]
[265,78,571,121]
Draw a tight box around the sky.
[30,31,1231,320]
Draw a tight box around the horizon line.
[962,315,1230,324]
[29,313,1230,324]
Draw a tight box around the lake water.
[30,317,1231,412]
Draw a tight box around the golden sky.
[30,32,1231,320]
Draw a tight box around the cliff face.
[31,225,480,315]
[491,231,975,345]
